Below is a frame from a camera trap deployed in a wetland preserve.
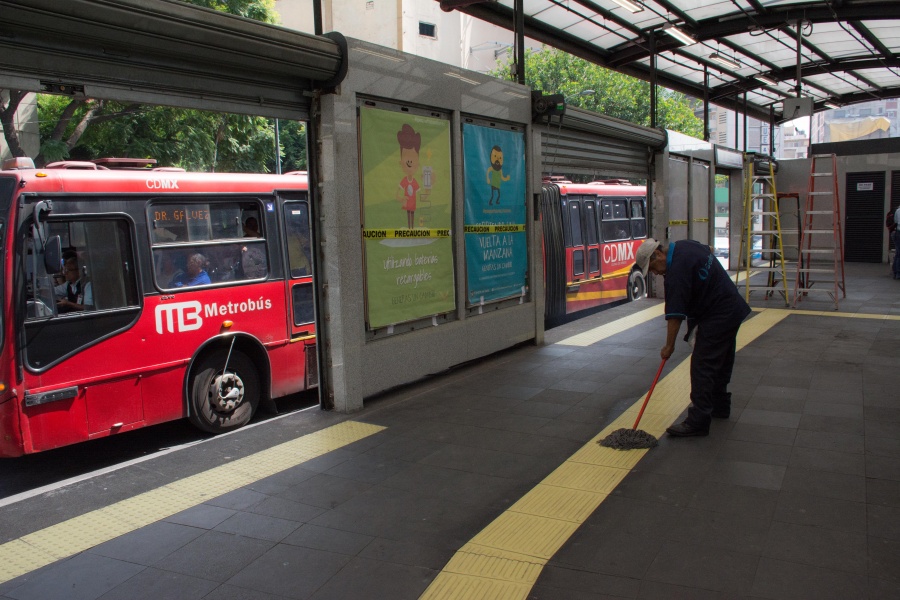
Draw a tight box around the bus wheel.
[189,350,260,434]
[627,270,645,301]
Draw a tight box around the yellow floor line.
[0,420,385,584]
[555,303,664,347]
[419,308,788,600]
[779,307,900,321]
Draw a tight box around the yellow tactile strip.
[555,304,664,347]
[419,308,789,600]
[0,420,385,585]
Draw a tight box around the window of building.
[419,22,436,38]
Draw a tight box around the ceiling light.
[609,0,643,13]
[709,53,740,70]
[824,101,840,110]
[755,74,777,86]
[663,25,697,46]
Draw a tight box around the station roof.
[439,0,900,123]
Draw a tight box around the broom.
[598,358,666,450]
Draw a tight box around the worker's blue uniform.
[664,240,751,430]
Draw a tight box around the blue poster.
[462,124,527,305]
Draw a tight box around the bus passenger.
[156,252,183,288]
[288,223,311,277]
[172,253,211,287]
[243,217,260,237]
[55,256,93,313]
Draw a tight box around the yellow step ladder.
[735,153,789,305]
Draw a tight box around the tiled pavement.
[0,262,899,599]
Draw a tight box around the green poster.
[359,106,455,329]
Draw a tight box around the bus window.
[568,201,583,247]
[583,200,599,274]
[24,217,140,368]
[26,218,139,318]
[150,202,252,243]
[292,281,315,326]
[583,200,599,245]
[149,200,268,289]
[284,205,312,278]
[601,198,631,241]
[631,199,647,239]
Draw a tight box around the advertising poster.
[462,123,527,305]
[359,106,455,329]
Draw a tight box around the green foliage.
[184,0,279,23]
[492,47,703,138]
[22,0,284,171]
[268,120,307,174]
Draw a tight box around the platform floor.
[1,262,899,599]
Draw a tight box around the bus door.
[282,202,317,389]
[564,197,587,283]
[582,197,601,279]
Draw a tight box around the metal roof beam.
[848,20,894,59]
[609,2,900,66]
[831,85,900,106]
[700,3,900,39]
[650,0,698,28]
[710,53,900,99]
[449,2,772,120]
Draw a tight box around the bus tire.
[188,349,260,434]
[627,270,645,301]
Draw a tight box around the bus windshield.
[0,177,14,347]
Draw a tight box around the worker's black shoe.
[665,421,709,437]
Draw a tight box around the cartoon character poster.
[359,106,455,329]
[462,123,527,305]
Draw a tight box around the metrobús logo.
[155,298,273,334]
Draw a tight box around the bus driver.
[55,255,93,313]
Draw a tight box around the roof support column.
[650,30,657,129]
[514,0,525,85]
[703,65,710,142]
[769,106,775,156]
[743,92,748,152]
[313,0,323,35]
[734,100,739,150]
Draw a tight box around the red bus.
[541,179,648,326]
[0,158,317,456]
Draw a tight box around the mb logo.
[155,301,203,334]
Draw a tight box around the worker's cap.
[635,238,661,278]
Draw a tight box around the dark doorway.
[845,171,885,262]
[890,171,900,257]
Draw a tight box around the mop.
[598,358,666,450]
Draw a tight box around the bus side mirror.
[44,236,61,275]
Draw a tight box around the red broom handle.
[632,358,667,430]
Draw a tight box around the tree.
[267,120,307,174]
[2,0,291,172]
[492,47,703,138]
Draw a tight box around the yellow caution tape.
[362,228,451,239]
[463,224,527,234]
